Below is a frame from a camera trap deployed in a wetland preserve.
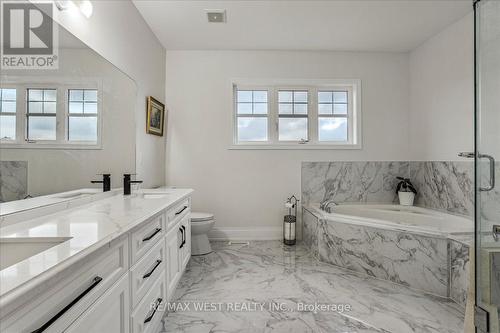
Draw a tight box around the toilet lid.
[191,212,214,222]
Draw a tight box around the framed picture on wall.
[146,96,165,136]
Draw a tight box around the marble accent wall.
[410,161,474,217]
[301,161,409,205]
[450,240,470,308]
[301,160,482,217]
[0,161,28,202]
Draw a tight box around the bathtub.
[317,204,473,236]
[302,204,472,304]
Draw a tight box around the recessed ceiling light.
[206,9,226,23]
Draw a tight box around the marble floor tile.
[160,241,464,333]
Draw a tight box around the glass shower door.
[475,0,500,332]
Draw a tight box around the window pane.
[318,92,332,103]
[28,101,43,113]
[279,103,292,114]
[69,102,83,114]
[44,89,56,101]
[28,116,56,140]
[278,91,292,102]
[69,90,84,101]
[2,89,16,100]
[44,101,56,113]
[318,117,348,141]
[253,91,267,103]
[253,103,267,115]
[333,103,347,114]
[84,90,98,101]
[237,117,267,141]
[237,91,252,103]
[28,89,43,101]
[294,91,308,103]
[333,91,347,103]
[318,103,332,114]
[279,118,307,141]
[237,103,252,114]
[84,102,97,114]
[1,101,16,113]
[294,103,308,114]
[0,115,16,140]
[69,117,97,141]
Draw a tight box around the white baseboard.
[208,226,283,241]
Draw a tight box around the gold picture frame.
[146,96,165,136]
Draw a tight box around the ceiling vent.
[206,10,226,23]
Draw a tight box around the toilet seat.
[191,212,214,222]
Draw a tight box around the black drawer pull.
[143,260,162,279]
[179,227,184,249]
[181,225,186,247]
[144,298,163,324]
[31,276,103,333]
[175,206,188,216]
[142,228,161,242]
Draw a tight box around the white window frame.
[0,76,103,150]
[230,79,362,150]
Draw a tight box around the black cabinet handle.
[142,260,162,279]
[181,225,186,247]
[179,227,184,248]
[142,228,161,242]
[175,206,188,216]
[31,276,103,333]
[144,298,163,324]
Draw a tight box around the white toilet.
[190,212,215,255]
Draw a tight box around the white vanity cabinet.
[0,192,192,333]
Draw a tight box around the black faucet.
[91,174,111,192]
[124,174,143,195]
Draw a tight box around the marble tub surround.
[410,161,474,217]
[450,240,471,308]
[161,241,464,333]
[301,161,409,206]
[303,206,472,308]
[0,187,192,309]
[0,161,28,202]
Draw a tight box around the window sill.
[0,142,103,150]
[228,143,362,150]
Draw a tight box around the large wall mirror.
[0,19,136,203]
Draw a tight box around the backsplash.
[0,161,28,202]
[410,161,474,217]
[301,161,409,205]
[301,160,478,217]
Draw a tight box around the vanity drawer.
[131,212,164,264]
[130,239,166,308]
[131,272,166,333]
[166,198,190,229]
[0,237,128,333]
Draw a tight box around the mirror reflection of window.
[0,88,17,140]
[27,88,57,141]
[68,89,98,142]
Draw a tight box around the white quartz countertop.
[0,187,193,306]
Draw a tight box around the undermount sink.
[141,193,171,199]
[0,237,71,270]
[54,191,96,199]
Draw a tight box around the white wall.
[165,51,410,236]
[46,0,167,187]
[409,13,474,161]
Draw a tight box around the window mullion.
[310,87,318,144]
[269,87,278,144]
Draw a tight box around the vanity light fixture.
[54,0,93,18]
[206,9,226,23]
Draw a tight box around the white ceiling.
[133,0,472,52]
